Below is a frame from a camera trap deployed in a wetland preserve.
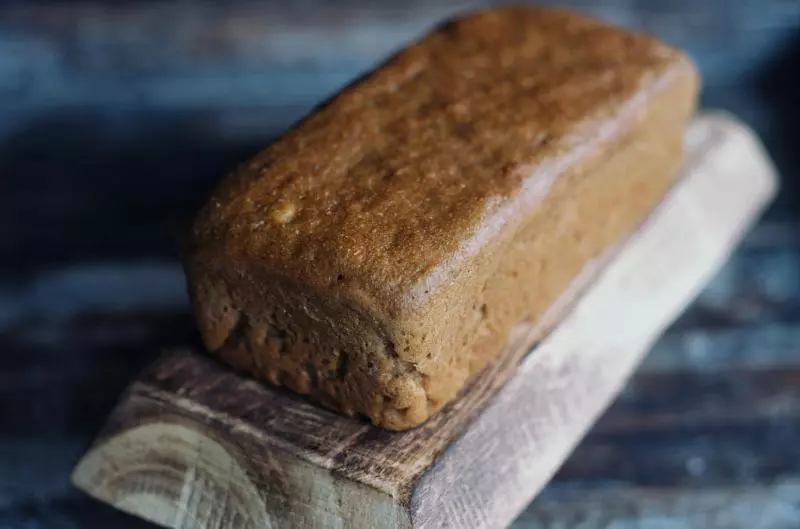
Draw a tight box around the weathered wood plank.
[10,479,800,529]
[513,479,800,529]
[0,495,151,529]
[2,1,796,106]
[645,322,800,372]
[1,2,796,151]
[2,3,796,164]
[70,114,777,528]
[556,369,800,486]
[562,420,800,487]
[604,369,800,434]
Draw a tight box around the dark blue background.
[2,1,800,527]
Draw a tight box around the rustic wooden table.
[2,2,799,527]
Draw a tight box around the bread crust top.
[187,6,692,318]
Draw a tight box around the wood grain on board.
[70,113,777,529]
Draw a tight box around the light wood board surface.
[71,113,777,529]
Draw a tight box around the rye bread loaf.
[184,6,699,430]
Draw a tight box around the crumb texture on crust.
[184,6,699,430]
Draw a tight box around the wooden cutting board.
[71,113,776,529]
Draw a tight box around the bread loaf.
[184,6,699,430]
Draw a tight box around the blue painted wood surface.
[1,2,799,528]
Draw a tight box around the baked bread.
[184,6,699,430]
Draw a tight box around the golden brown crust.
[184,6,699,430]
